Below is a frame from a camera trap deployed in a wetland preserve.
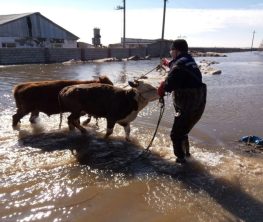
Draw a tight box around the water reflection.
[118,61,128,84]
[93,63,102,77]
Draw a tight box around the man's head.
[170,39,188,58]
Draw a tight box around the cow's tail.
[58,94,63,129]
[13,87,21,109]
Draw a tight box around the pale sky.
[1,0,263,47]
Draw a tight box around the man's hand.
[156,58,170,71]
[157,81,165,97]
[161,58,170,67]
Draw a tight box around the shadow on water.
[17,129,263,222]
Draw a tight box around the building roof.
[0,12,35,25]
[0,12,79,40]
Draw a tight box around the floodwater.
[0,52,263,222]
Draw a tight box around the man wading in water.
[157,39,207,164]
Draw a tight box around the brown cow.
[12,76,113,127]
[59,80,159,140]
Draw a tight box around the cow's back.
[14,81,72,114]
[13,79,110,115]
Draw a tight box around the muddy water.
[0,52,263,222]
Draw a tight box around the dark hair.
[171,39,188,52]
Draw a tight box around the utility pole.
[161,0,167,40]
[160,0,168,58]
[251,30,255,51]
[116,0,126,48]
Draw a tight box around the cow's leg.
[29,110,39,124]
[119,123,131,141]
[12,109,28,127]
[105,119,115,138]
[74,119,87,134]
[82,115,91,126]
[68,113,87,134]
[67,114,76,131]
[124,123,131,141]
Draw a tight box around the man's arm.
[164,67,178,93]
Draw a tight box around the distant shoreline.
[189,47,259,53]
[0,47,259,65]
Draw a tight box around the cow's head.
[128,80,159,102]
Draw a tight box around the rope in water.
[124,65,166,161]
[133,99,165,160]
[118,96,165,171]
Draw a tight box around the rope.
[117,64,166,163]
[136,99,165,157]
[110,65,165,165]
[123,65,158,88]
[121,65,165,163]
[58,93,63,129]
[138,66,159,80]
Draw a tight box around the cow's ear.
[128,81,138,88]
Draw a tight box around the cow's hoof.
[68,124,75,131]
[29,118,38,124]
[104,135,110,140]
[125,137,131,142]
[12,124,20,130]
[186,152,191,158]
[12,120,20,127]
[175,158,186,164]
[80,128,87,134]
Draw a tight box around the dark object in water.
[239,135,263,146]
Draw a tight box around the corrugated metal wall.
[0,13,77,40]
[0,18,28,37]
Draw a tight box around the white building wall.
[0,13,78,48]
[64,40,77,48]
[0,37,77,48]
